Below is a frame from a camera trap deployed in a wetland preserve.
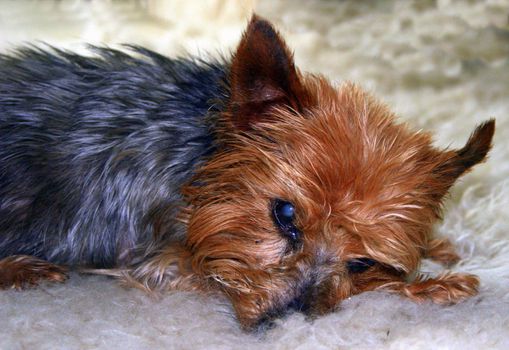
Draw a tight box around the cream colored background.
[0,1,508,349]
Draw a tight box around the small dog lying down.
[0,15,494,329]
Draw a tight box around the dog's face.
[182,16,494,329]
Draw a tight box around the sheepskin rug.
[1,1,508,349]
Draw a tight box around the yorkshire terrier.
[0,15,495,329]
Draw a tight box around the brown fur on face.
[173,16,495,329]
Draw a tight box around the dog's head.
[182,16,494,329]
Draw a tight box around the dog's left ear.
[432,120,495,197]
[228,15,312,131]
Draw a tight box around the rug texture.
[0,1,508,349]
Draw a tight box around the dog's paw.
[400,272,479,304]
[0,255,68,290]
[425,238,461,267]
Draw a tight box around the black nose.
[252,294,312,332]
[252,287,315,331]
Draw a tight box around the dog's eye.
[272,199,300,245]
[346,258,376,273]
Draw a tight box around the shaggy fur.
[0,14,496,331]
[0,47,226,267]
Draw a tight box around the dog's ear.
[228,15,312,131]
[441,120,495,178]
[431,120,495,198]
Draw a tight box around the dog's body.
[0,16,495,329]
[0,47,225,267]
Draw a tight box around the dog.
[0,15,495,330]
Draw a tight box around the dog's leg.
[0,255,68,289]
[83,245,203,293]
[379,272,479,304]
[425,238,461,266]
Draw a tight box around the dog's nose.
[253,290,314,331]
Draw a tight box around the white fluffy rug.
[1,1,508,349]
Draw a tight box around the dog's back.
[0,47,226,267]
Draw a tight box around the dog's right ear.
[227,15,312,131]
